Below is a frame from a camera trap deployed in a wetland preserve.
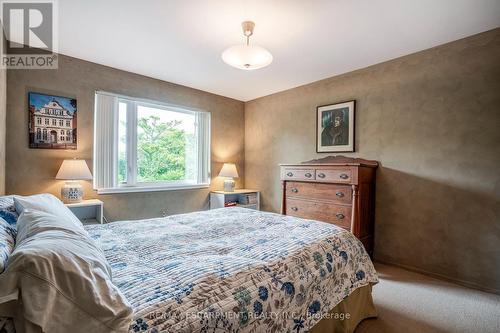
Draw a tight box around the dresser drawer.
[286,198,351,230]
[315,167,354,184]
[281,168,315,181]
[286,182,352,205]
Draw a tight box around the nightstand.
[66,199,104,224]
[210,189,260,210]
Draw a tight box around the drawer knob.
[291,207,298,211]
[317,173,326,178]
[287,172,294,177]
[305,173,312,178]
[336,213,345,219]
[339,173,349,179]
[336,192,344,198]
[291,188,298,193]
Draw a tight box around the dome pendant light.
[222,21,273,70]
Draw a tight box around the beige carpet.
[356,263,500,333]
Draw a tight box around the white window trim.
[94,91,211,194]
[97,183,210,194]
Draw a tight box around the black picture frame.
[316,100,355,153]
[28,92,77,149]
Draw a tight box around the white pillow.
[15,208,86,242]
[14,193,82,227]
[0,209,132,333]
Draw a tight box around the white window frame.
[94,91,211,194]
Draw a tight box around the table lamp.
[218,163,238,192]
[56,159,93,203]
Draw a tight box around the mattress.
[85,207,377,333]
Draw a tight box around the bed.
[86,207,377,332]
[1,194,377,333]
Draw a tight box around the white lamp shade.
[222,44,273,70]
[218,163,239,178]
[56,159,93,180]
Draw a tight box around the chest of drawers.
[280,156,378,256]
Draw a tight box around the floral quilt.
[85,207,377,333]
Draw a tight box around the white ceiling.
[58,0,500,101]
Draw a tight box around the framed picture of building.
[28,92,77,149]
[316,100,355,153]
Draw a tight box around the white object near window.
[93,91,211,194]
[218,163,239,192]
[56,159,93,203]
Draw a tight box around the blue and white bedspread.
[85,207,377,333]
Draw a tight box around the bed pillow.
[0,218,16,273]
[13,193,82,227]
[0,196,19,226]
[0,209,133,333]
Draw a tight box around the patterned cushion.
[0,196,19,227]
[0,196,15,209]
[0,217,17,273]
[0,208,18,226]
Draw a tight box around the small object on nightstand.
[56,159,93,203]
[218,163,239,192]
[66,199,103,225]
[210,189,260,210]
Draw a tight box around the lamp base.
[61,181,84,203]
[223,179,235,192]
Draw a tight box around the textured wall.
[0,62,5,195]
[6,55,245,220]
[245,29,500,292]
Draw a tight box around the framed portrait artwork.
[316,100,355,153]
[28,92,77,149]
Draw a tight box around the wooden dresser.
[280,156,378,256]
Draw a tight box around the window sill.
[96,183,210,194]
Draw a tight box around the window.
[93,92,210,193]
[52,119,57,126]
[66,120,71,127]
[59,119,64,126]
[45,118,49,125]
[36,117,41,125]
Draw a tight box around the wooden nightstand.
[210,189,260,210]
[66,199,104,224]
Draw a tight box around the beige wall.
[245,29,500,292]
[6,55,245,220]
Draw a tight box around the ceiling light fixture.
[222,21,273,70]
